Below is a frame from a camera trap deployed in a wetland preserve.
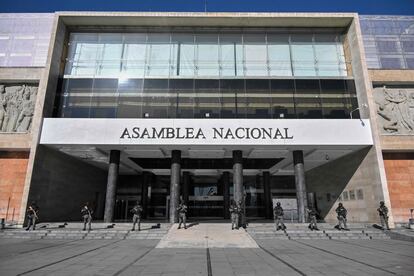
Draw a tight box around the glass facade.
[360,15,414,69]
[57,30,358,119]
[0,13,54,67]
[64,32,348,78]
[57,78,358,119]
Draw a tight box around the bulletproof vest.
[274,206,284,216]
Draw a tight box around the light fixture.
[205,113,210,118]
[144,113,150,118]
[279,113,285,118]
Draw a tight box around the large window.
[57,78,358,119]
[65,31,349,78]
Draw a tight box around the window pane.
[194,79,220,118]
[320,79,347,118]
[122,34,146,77]
[294,79,322,118]
[267,34,292,76]
[173,79,195,118]
[90,79,118,118]
[142,79,170,118]
[117,79,143,118]
[219,34,242,76]
[270,80,296,118]
[173,34,195,77]
[244,79,270,118]
[59,79,93,118]
[220,79,243,118]
[243,34,267,76]
[146,34,171,76]
[196,34,219,76]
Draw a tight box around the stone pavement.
[0,224,413,275]
[156,223,258,248]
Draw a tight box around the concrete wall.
[26,145,107,222]
[0,151,29,222]
[306,147,386,223]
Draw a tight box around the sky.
[0,0,413,15]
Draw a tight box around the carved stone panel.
[373,87,414,135]
[0,84,37,133]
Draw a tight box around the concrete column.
[293,150,308,223]
[222,172,230,219]
[169,150,181,223]
[232,150,243,204]
[263,171,272,219]
[141,172,151,219]
[182,171,190,203]
[104,150,120,223]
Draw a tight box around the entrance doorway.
[114,195,141,221]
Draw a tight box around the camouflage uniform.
[229,201,240,230]
[177,202,187,229]
[131,204,143,231]
[377,201,390,230]
[335,203,348,230]
[81,205,93,231]
[273,203,286,231]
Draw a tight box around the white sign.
[40,118,373,146]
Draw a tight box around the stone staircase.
[247,223,390,240]
[0,223,170,240]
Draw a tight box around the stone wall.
[0,151,29,223]
[26,145,107,222]
[383,152,414,224]
[306,147,386,223]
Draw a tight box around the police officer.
[335,203,349,230]
[377,201,390,230]
[273,202,286,231]
[130,202,143,231]
[229,200,239,230]
[81,202,93,231]
[177,200,187,229]
[307,207,319,231]
[25,202,39,231]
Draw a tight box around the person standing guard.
[25,202,39,231]
[177,199,187,229]
[306,207,319,231]
[229,200,239,230]
[335,203,349,231]
[130,201,143,231]
[377,201,390,230]
[273,202,286,231]
[81,202,93,231]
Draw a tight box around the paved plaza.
[0,223,413,276]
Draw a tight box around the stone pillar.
[263,171,272,219]
[232,150,243,204]
[169,150,181,223]
[222,172,230,219]
[141,172,151,219]
[182,171,190,203]
[293,150,308,223]
[104,150,120,223]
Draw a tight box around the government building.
[0,12,413,227]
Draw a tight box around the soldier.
[177,200,187,229]
[377,201,390,230]
[81,202,93,231]
[25,202,39,231]
[306,207,319,231]
[335,203,349,231]
[130,202,143,231]
[229,200,239,230]
[273,202,286,231]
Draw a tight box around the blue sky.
[1,0,413,15]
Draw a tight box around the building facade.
[0,12,412,226]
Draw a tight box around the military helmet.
[276,202,281,206]
[338,203,343,207]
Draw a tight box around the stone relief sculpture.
[374,87,414,135]
[0,84,37,133]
